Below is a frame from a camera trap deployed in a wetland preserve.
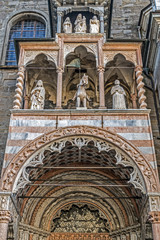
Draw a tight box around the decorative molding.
[24,51,58,66]
[149,196,160,212]
[0,195,10,211]
[12,137,144,193]
[148,211,160,224]
[49,233,111,240]
[103,51,137,66]
[14,150,45,192]
[1,126,158,193]
[0,210,11,223]
[64,43,98,60]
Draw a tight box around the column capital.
[135,65,143,72]
[149,212,160,224]
[57,67,64,74]
[57,11,64,17]
[97,66,105,73]
[0,210,11,223]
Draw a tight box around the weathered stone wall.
[0,0,49,65]
[0,69,16,171]
[111,0,150,38]
[0,0,50,171]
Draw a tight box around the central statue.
[74,14,87,33]
[73,74,90,109]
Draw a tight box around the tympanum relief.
[51,204,109,233]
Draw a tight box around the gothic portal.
[0,1,160,240]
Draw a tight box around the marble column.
[57,12,64,33]
[100,13,104,34]
[13,66,25,109]
[97,66,106,109]
[0,210,11,240]
[56,67,64,109]
[135,66,147,109]
[149,212,160,240]
[131,93,137,109]
[24,96,29,109]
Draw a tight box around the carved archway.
[1,126,159,194]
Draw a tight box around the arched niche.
[63,45,98,109]
[104,54,136,109]
[62,11,98,33]
[25,53,57,109]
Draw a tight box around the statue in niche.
[111,80,126,109]
[74,14,87,33]
[30,80,45,110]
[63,17,72,33]
[90,16,100,33]
[73,74,90,109]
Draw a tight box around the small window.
[5,19,46,66]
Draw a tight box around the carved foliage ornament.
[1,126,158,193]
[12,137,144,194]
[24,51,58,66]
[0,195,10,211]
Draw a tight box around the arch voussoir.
[0,126,159,194]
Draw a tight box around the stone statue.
[90,16,100,33]
[30,80,45,110]
[111,80,126,109]
[63,17,72,33]
[74,14,87,33]
[73,74,90,108]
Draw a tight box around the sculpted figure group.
[63,14,100,34]
[30,78,126,110]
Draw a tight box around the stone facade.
[111,0,150,38]
[0,1,160,240]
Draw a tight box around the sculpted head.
[65,17,70,23]
[93,16,98,20]
[36,80,43,87]
[115,80,120,85]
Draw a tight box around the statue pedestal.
[76,107,87,110]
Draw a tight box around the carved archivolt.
[64,43,98,60]
[1,126,158,194]
[13,136,146,193]
[103,51,137,66]
[24,51,58,66]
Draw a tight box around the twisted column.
[0,210,11,240]
[13,66,25,109]
[97,66,106,109]
[135,66,147,109]
[56,67,64,109]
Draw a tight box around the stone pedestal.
[0,210,11,240]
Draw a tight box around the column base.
[99,106,106,109]
[55,107,62,110]
[76,107,87,110]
